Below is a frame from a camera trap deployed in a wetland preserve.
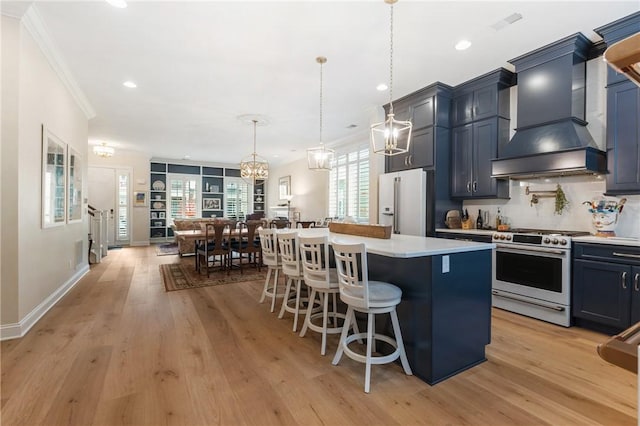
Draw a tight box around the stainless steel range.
[491,228,590,327]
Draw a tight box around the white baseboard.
[0,265,90,341]
[130,240,150,247]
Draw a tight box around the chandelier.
[93,142,114,158]
[307,56,334,171]
[370,0,412,156]
[240,118,269,185]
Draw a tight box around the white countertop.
[291,228,494,258]
[437,228,640,247]
[572,235,640,247]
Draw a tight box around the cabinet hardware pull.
[613,252,640,259]
[621,271,627,289]
[635,273,639,292]
[472,181,478,192]
[403,157,407,166]
[466,182,472,193]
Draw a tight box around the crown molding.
[22,6,96,119]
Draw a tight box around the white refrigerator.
[378,168,427,236]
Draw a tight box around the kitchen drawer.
[574,243,640,265]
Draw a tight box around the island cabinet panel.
[367,248,492,385]
[605,80,640,194]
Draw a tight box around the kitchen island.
[298,228,494,385]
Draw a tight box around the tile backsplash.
[462,175,640,239]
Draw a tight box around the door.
[632,266,640,324]
[573,259,631,329]
[451,124,473,197]
[378,172,395,227]
[88,167,131,246]
[88,167,116,246]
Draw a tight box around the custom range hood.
[492,34,607,179]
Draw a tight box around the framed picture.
[203,198,221,210]
[279,175,291,201]
[42,125,67,228]
[67,146,83,223]
[134,191,148,207]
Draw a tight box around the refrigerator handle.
[393,177,400,234]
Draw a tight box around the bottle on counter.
[496,208,502,228]
[476,209,483,229]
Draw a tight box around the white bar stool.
[331,241,412,393]
[298,235,357,356]
[258,228,284,312]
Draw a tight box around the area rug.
[156,243,179,256]
[160,259,266,291]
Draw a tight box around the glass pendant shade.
[307,145,334,171]
[307,56,334,171]
[240,118,269,185]
[370,112,412,155]
[93,143,114,158]
[371,0,413,157]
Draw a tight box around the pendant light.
[307,56,335,171]
[370,0,412,156]
[239,117,269,185]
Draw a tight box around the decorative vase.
[583,196,627,237]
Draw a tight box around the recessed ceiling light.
[455,40,472,51]
[346,124,358,129]
[123,81,137,88]
[105,0,127,8]
[376,83,388,91]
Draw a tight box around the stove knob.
[543,237,551,244]
[560,239,568,246]
[500,235,506,240]
[506,235,512,240]
[552,238,559,245]
[493,234,499,240]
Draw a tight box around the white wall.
[1,14,90,332]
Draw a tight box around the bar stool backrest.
[259,228,280,267]
[278,231,301,277]
[332,242,369,309]
[299,235,331,289]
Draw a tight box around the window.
[225,177,251,220]
[168,174,198,222]
[328,143,369,222]
[117,172,129,241]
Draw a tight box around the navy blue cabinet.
[596,12,640,195]
[385,83,451,173]
[451,117,510,198]
[573,243,640,332]
[450,69,513,200]
[605,80,640,194]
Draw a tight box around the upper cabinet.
[384,83,452,173]
[596,12,640,195]
[450,68,514,199]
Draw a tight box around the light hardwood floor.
[1,246,637,425]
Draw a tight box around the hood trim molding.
[491,147,607,179]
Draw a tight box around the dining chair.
[330,241,412,393]
[298,235,356,355]
[296,221,315,229]
[270,219,291,229]
[196,222,230,276]
[258,228,284,312]
[229,221,261,274]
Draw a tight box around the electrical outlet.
[442,255,450,273]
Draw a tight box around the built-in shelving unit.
[148,161,266,242]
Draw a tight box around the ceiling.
[4,1,639,166]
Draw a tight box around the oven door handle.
[495,244,566,256]
[492,290,566,312]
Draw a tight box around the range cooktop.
[506,228,591,237]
